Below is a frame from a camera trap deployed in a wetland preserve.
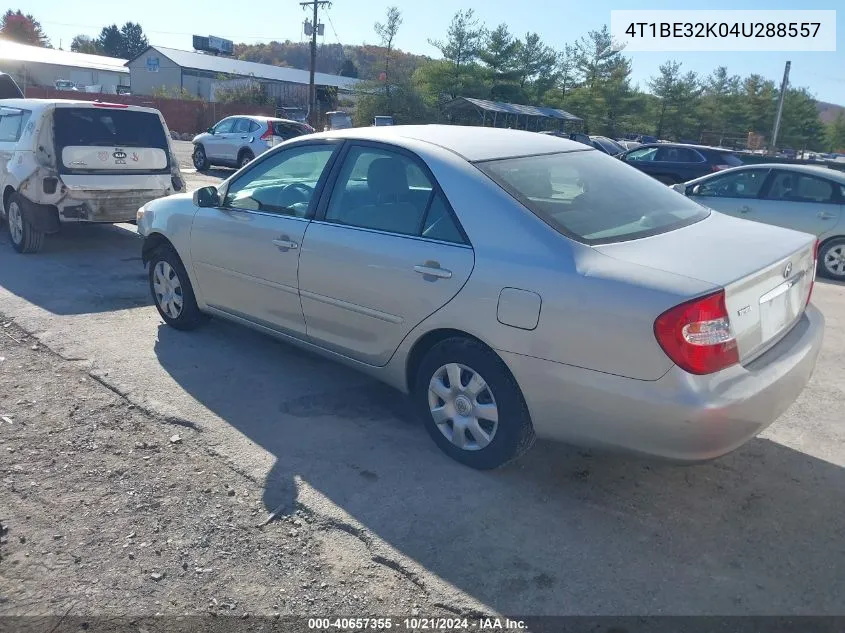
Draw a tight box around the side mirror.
[193,186,220,208]
[207,127,214,134]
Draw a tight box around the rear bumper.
[501,304,825,462]
[57,189,171,223]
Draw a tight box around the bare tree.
[374,6,402,83]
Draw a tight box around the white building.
[0,39,130,93]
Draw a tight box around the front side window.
[223,145,335,217]
[696,169,767,199]
[765,171,837,203]
[214,119,235,134]
[625,147,658,162]
[477,150,710,245]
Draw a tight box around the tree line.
[1,7,842,151]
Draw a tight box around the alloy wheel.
[152,261,184,319]
[427,363,499,451]
[823,244,845,278]
[8,201,23,245]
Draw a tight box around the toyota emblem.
[783,262,793,278]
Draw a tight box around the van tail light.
[260,125,283,146]
[807,239,820,307]
[654,289,739,375]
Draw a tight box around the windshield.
[477,150,710,245]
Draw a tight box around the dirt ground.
[0,315,465,627]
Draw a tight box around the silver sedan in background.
[674,164,845,280]
[137,126,824,469]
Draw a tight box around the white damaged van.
[0,98,184,253]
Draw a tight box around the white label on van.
[62,146,167,171]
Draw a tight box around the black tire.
[148,244,207,330]
[238,149,254,169]
[818,237,845,280]
[192,145,210,171]
[413,337,536,470]
[7,193,45,254]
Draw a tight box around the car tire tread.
[7,194,45,254]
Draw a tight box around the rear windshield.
[477,150,710,245]
[54,107,169,152]
[272,121,309,139]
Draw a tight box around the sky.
[23,0,845,105]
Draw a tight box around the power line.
[36,19,293,43]
[324,8,343,46]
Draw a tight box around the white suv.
[0,98,183,253]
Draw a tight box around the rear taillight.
[654,289,739,375]
[260,125,273,141]
[807,239,820,306]
[711,164,732,172]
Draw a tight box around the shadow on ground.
[0,223,151,315]
[153,317,845,615]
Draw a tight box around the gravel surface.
[0,317,465,622]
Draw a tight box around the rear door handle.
[414,264,452,279]
[272,238,298,250]
[817,211,836,220]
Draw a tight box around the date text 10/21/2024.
[307,618,528,631]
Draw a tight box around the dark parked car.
[619,143,744,185]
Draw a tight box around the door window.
[232,118,251,134]
[695,169,767,199]
[655,147,704,163]
[223,144,335,217]
[248,120,261,133]
[765,171,837,203]
[325,146,464,242]
[213,119,236,134]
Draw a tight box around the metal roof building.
[126,45,358,104]
[0,39,129,93]
[443,96,582,130]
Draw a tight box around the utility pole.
[769,60,791,155]
[300,0,331,129]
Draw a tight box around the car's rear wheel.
[819,238,845,280]
[192,145,209,171]
[414,337,535,469]
[148,245,207,330]
[7,194,44,254]
[238,150,254,169]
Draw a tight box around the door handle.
[240,135,249,139]
[414,264,452,279]
[740,205,752,213]
[817,211,836,220]
[272,238,298,250]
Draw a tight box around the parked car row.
[0,74,830,469]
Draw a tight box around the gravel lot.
[1,161,844,620]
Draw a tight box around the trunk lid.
[595,211,816,363]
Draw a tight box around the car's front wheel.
[7,194,44,254]
[819,238,845,280]
[414,337,535,469]
[148,245,207,330]
[192,145,210,171]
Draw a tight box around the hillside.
[817,100,845,124]
[233,40,430,81]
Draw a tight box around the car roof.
[306,125,588,161]
[0,98,161,115]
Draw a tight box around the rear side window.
[766,171,837,203]
[655,147,704,163]
[0,109,31,143]
[477,150,710,245]
[717,152,743,167]
[53,108,168,152]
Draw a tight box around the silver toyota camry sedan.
[137,126,824,469]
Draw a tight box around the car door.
[755,169,843,237]
[0,107,30,195]
[189,141,341,337]
[203,117,237,162]
[687,168,770,217]
[230,118,253,159]
[652,146,706,182]
[297,142,475,366]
